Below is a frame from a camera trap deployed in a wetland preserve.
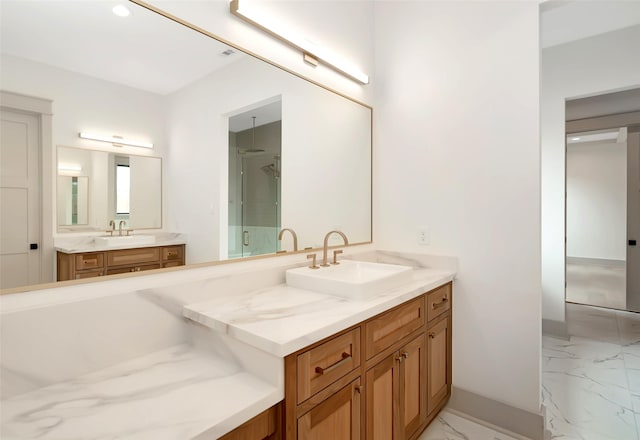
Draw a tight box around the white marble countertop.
[184,267,454,357]
[0,344,281,440]
[54,233,186,254]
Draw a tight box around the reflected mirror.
[0,0,371,290]
[56,146,162,232]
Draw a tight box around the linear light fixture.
[230,0,369,85]
[58,164,82,172]
[79,132,153,149]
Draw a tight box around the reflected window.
[115,157,130,215]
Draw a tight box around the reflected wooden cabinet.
[285,282,452,440]
[57,244,185,281]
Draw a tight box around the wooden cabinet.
[365,334,426,440]
[297,378,361,440]
[220,402,282,440]
[427,315,451,416]
[285,281,453,440]
[57,244,185,281]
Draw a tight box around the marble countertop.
[184,267,454,357]
[0,344,281,440]
[54,233,186,253]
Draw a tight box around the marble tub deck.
[0,344,281,440]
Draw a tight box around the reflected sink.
[286,260,413,300]
[94,235,156,247]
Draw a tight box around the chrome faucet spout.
[118,220,126,236]
[321,230,348,267]
[278,228,298,252]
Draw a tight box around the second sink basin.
[94,235,156,247]
[286,260,413,300]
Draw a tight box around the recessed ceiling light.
[571,137,581,141]
[112,5,130,17]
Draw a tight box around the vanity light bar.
[230,0,369,85]
[58,164,82,172]
[79,132,153,149]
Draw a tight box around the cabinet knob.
[401,351,409,359]
[354,385,361,394]
[429,332,436,339]
[395,355,404,363]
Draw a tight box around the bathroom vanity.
[57,245,186,280]
[54,234,187,281]
[0,251,455,439]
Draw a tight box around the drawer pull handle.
[354,385,361,394]
[432,297,448,309]
[429,332,436,339]
[315,352,351,375]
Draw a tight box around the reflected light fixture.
[79,132,153,149]
[58,164,82,172]
[230,0,369,85]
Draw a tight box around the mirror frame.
[0,0,372,294]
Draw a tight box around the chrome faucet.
[278,228,298,252]
[321,230,348,267]
[118,220,126,236]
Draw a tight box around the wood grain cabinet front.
[285,281,453,440]
[365,333,426,440]
[57,244,185,281]
[220,402,282,440]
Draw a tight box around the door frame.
[564,110,640,310]
[1,91,54,288]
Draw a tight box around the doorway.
[564,91,640,311]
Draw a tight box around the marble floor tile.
[417,411,519,440]
[619,312,640,346]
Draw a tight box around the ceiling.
[0,1,244,95]
[541,0,640,48]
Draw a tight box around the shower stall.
[228,109,282,259]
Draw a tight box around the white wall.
[567,141,627,261]
[541,25,640,323]
[374,1,541,414]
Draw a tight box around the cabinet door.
[400,334,427,439]
[366,352,400,440]
[427,317,451,415]
[298,378,361,440]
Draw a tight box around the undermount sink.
[286,260,413,300]
[94,235,156,247]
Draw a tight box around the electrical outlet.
[417,227,430,245]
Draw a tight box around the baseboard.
[542,318,569,340]
[566,256,625,267]
[448,387,545,440]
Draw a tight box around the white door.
[1,109,41,289]
[628,129,640,310]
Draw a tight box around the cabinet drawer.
[74,269,104,279]
[107,247,160,267]
[297,328,361,404]
[162,245,183,261]
[75,253,104,270]
[106,263,161,275]
[365,297,425,360]
[426,283,451,322]
[163,260,183,268]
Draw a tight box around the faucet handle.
[332,250,343,265]
[307,253,319,269]
[126,229,134,236]
[105,229,114,236]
